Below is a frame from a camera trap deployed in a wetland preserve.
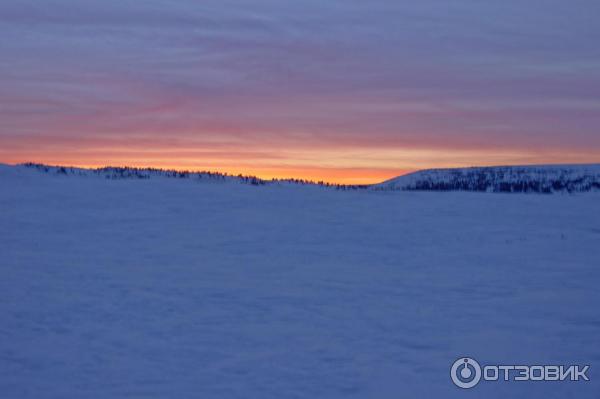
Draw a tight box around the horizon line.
[3,161,600,186]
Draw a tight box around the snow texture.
[1,164,600,398]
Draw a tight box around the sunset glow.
[1,1,599,183]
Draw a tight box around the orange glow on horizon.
[3,145,600,185]
[0,159,406,184]
[2,134,600,184]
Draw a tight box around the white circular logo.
[451,357,482,389]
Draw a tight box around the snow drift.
[1,163,600,398]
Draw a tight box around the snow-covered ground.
[1,164,599,398]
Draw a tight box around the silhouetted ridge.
[374,164,600,193]
[20,163,369,190]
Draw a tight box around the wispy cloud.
[1,0,599,182]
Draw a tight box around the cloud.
[1,0,599,181]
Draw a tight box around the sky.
[1,0,600,183]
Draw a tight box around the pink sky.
[1,0,599,183]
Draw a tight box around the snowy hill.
[374,164,600,193]
[1,162,600,398]
[7,163,368,190]
[13,162,271,185]
[7,162,600,194]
